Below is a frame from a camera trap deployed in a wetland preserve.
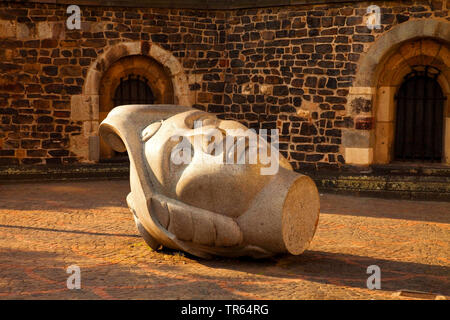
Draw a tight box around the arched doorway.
[70,41,191,163]
[98,55,174,161]
[394,66,446,162]
[343,20,450,166]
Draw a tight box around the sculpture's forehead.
[141,110,218,142]
[167,110,218,126]
[142,109,255,143]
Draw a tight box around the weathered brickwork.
[0,1,449,169]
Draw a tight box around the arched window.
[394,66,446,162]
[113,74,155,106]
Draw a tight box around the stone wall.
[0,0,449,170]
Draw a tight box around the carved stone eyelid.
[142,121,163,142]
[184,111,217,129]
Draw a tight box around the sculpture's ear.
[99,123,126,152]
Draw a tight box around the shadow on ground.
[196,250,450,296]
[0,180,131,211]
[0,248,248,299]
[320,194,450,224]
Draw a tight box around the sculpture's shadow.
[190,249,450,296]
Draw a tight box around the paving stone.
[0,180,448,299]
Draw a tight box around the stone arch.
[98,55,175,159]
[343,20,450,166]
[374,38,450,164]
[69,41,191,162]
[353,20,450,88]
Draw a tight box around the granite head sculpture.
[100,104,320,259]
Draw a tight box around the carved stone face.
[100,105,320,258]
[142,110,282,218]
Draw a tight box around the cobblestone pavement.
[0,180,448,300]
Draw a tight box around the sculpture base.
[282,175,320,255]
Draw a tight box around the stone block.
[173,73,190,103]
[355,117,374,130]
[71,95,99,121]
[149,43,171,65]
[15,149,26,159]
[89,136,100,161]
[421,38,441,58]
[37,22,52,39]
[69,134,89,161]
[16,23,33,40]
[374,122,394,164]
[83,120,99,137]
[346,94,372,117]
[0,20,16,38]
[197,92,211,103]
[0,48,13,61]
[344,147,373,165]
[177,93,192,107]
[165,55,183,76]
[399,40,421,61]
[342,129,373,148]
[348,87,375,95]
[84,70,101,95]
[188,74,202,85]
[91,22,106,33]
[260,84,272,95]
[437,45,450,68]
[376,86,395,122]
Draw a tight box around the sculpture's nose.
[184,111,219,129]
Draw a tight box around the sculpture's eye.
[142,121,162,142]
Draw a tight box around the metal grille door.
[394,66,446,162]
[113,74,155,106]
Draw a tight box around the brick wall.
[0,0,448,169]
